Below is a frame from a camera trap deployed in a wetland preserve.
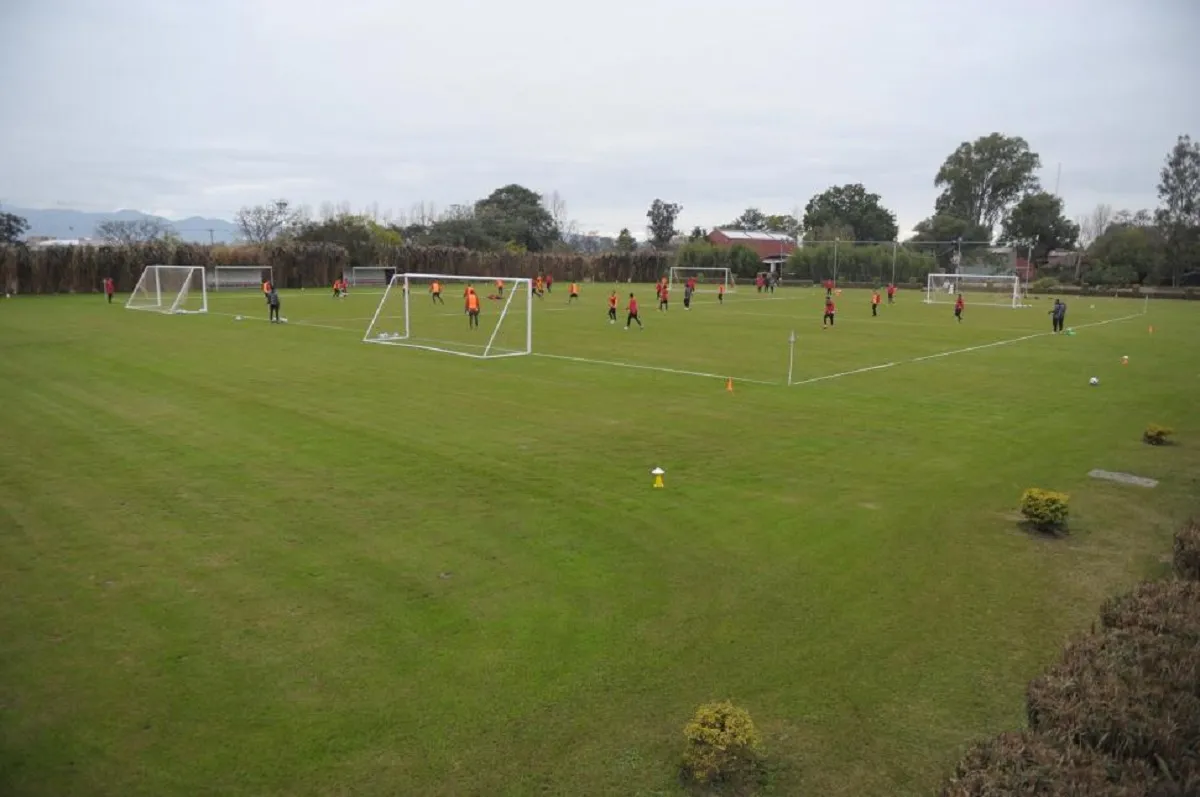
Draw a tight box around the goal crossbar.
[669,266,735,293]
[923,272,1026,308]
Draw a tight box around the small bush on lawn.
[680,700,765,794]
[939,730,1152,797]
[1021,488,1070,533]
[1100,579,1200,641]
[1026,627,1200,783]
[1143,424,1174,445]
[1174,519,1200,580]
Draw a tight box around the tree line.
[2,132,1196,287]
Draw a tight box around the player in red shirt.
[822,296,836,328]
[104,277,115,304]
[544,273,553,293]
[824,278,834,298]
[658,284,669,311]
[625,293,643,329]
[954,294,964,322]
[607,290,618,324]
[886,283,896,304]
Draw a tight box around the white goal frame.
[125,265,208,314]
[923,273,1026,308]
[363,273,533,359]
[212,265,272,291]
[669,266,735,294]
[349,266,388,288]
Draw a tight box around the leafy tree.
[1109,209,1154,231]
[1000,192,1079,265]
[907,213,994,271]
[728,244,762,277]
[1087,224,1164,285]
[646,199,682,249]
[688,226,708,241]
[96,218,171,244]
[294,213,403,267]
[1155,134,1200,286]
[802,183,898,242]
[474,184,558,252]
[1076,203,1113,250]
[934,133,1041,235]
[728,207,767,230]
[615,228,637,253]
[235,199,302,243]
[0,211,29,244]
[764,213,801,238]
[802,222,854,244]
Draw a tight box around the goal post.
[669,266,734,294]
[126,265,208,314]
[349,266,389,288]
[363,273,533,358]
[212,266,272,291]
[923,273,1026,308]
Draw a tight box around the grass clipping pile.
[940,521,1200,796]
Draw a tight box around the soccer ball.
[234,315,243,321]
[280,317,288,323]
[1089,377,1099,385]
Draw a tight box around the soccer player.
[332,278,343,298]
[954,293,964,323]
[1049,298,1066,333]
[103,277,114,303]
[607,290,618,323]
[268,287,281,323]
[263,278,272,303]
[718,282,726,304]
[871,289,881,316]
[766,273,776,294]
[887,283,896,304]
[495,278,504,298]
[755,273,764,293]
[534,276,545,298]
[822,295,835,328]
[569,281,580,303]
[683,279,693,310]
[466,288,480,328]
[824,278,834,298]
[625,292,643,329]
[545,273,553,293]
[658,283,669,311]
[430,279,444,304]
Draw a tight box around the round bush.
[1026,628,1200,782]
[940,730,1151,797]
[680,700,765,792]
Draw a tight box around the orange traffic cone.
[725,377,734,393]
[1148,325,1154,334]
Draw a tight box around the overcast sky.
[1,0,1197,237]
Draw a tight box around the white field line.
[532,353,778,385]
[788,311,1147,387]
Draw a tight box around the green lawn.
[1,283,1197,796]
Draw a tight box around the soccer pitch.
[2,284,1198,796]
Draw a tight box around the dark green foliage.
[802,183,898,243]
[0,211,30,244]
[1175,520,1200,581]
[940,731,1152,797]
[473,184,559,252]
[935,133,1042,234]
[646,199,682,249]
[786,241,935,284]
[1026,628,1200,784]
[1000,192,1080,264]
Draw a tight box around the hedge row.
[940,520,1200,796]
[0,243,673,295]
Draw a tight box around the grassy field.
[1,282,1198,796]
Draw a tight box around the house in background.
[707,229,796,270]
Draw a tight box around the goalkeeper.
[267,287,281,323]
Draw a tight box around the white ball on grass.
[1089,377,1099,385]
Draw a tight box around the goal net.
[669,266,735,294]
[924,273,1026,308]
[126,265,208,314]
[349,267,389,288]
[363,273,532,358]
[212,266,272,291]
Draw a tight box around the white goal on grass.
[212,266,272,291]
[349,266,388,288]
[126,265,208,314]
[669,266,735,294]
[363,273,532,358]
[924,273,1026,308]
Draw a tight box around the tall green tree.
[1085,225,1163,285]
[688,226,708,241]
[802,183,898,242]
[295,213,403,267]
[474,184,558,252]
[763,213,800,238]
[907,214,994,271]
[999,192,1079,265]
[1155,134,1200,285]
[0,210,29,244]
[646,199,682,249]
[934,133,1041,235]
[728,207,767,230]
[615,228,637,253]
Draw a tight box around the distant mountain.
[6,207,239,244]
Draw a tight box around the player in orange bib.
[430,280,445,304]
[466,290,481,328]
[568,282,579,303]
[607,290,618,324]
[495,278,504,298]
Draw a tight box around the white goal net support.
[348,266,388,288]
[126,265,208,314]
[363,273,533,358]
[212,266,272,291]
[669,266,735,294]
[923,273,1026,308]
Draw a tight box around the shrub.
[939,730,1152,797]
[1100,579,1200,641]
[1175,520,1200,580]
[680,700,765,793]
[1026,628,1200,783]
[1143,424,1174,445]
[1020,488,1070,532]
[1030,276,1059,293]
